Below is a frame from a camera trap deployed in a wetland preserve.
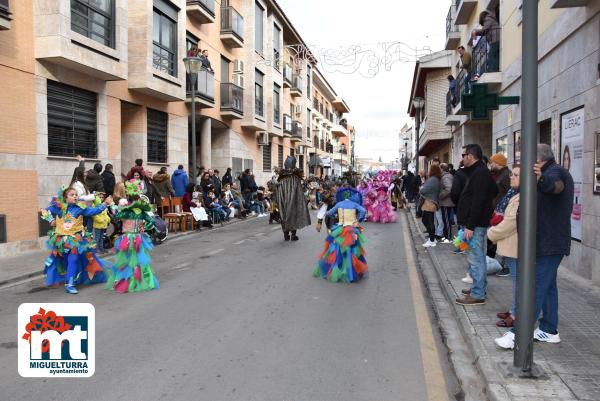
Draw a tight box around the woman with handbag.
[419,165,442,248]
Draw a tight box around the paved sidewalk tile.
[409,210,600,400]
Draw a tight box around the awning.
[321,157,332,167]
[309,154,323,167]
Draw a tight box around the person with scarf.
[487,165,520,337]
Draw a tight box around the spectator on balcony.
[199,50,214,73]
[457,46,472,93]
[448,75,458,107]
[472,9,500,73]
[187,45,199,57]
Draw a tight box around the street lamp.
[183,56,203,183]
[403,138,409,171]
[412,96,425,173]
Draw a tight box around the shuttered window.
[47,80,97,158]
[262,142,271,172]
[147,108,168,163]
[278,144,283,168]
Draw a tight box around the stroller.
[150,215,168,245]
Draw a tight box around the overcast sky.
[277,0,449,162]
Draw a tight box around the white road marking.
[232,240,245,245]
[207,248,224,256]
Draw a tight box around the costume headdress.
[335,187,363,206]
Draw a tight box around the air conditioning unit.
[233,59,244,73]
[233,74,244,87]
[295,105,302,115]
[257,131,269,145]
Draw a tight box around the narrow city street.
[0,213,458,401]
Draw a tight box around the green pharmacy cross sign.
[461,83,520,120]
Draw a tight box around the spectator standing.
[448,75,458,107]
[420,165,442,247]
[101,164,116,198]
[211,169,222,197]
[490,153,511,208]
[472,9,500,72]
[126,159,147,180]
[86,162,105,193]
[457,46,472,93]
[153,167,175,199]
[171,164,189,197]
[455,144,498,306]
[438,163,455,242]
[222,168,233,186]
[92,192,111,254]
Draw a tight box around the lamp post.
[403,138,409,171]
[412,97,425,173]
[183,56,203,184]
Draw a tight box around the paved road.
[0,212,457,401]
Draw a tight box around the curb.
[405,209,511,401]
[0,215,261,288]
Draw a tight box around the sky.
[277,0,449,162]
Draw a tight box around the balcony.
[187,0,215,24]
[445,90,463,126]
[283,64,292,88]
[551,0,592,7]
[331,123,348,137]
[291,120,303,141]
[283,114,292,135]
[455,0,477,25]
[290,76,303,97]
[0,0,11,30]
[445,7,460,50]
[471,28,501,85]
[220,6,244,48]
[220,83,243,118]
[186,69,215,108]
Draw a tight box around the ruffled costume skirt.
[44,231,107,286]
[105,232,159,293]
[367,200,398,223]
[313,225,368,283]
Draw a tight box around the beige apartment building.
[438,0,600,283]
[0,0,352,256]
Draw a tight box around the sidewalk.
[0,215,260,287]
[407,208,600,401]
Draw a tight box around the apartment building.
[440,0,600,283]
[408,50,453,171]
[399,123,413,172]
[0,0,353,255]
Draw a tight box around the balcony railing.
[292,75,303,93]
[220,6,244,42]
[456,0,461,9]
[187,69,215,101]
[220,83,243,114]
[187,0,215,17]
[283,114,292,133]
[292,121,303,138]
[456,69,467,100]
[283,64,292,84]
[446,7,458,36]
[471,28,501,77]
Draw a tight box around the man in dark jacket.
[101,164,115,197]
[532,144,573,342]
[85,162,105,193]
[450,161,468,205]
[210,169,222,197]
[221,168,233,186]
[171,165,189,197]
[455,144,498,306]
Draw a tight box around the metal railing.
[292,75,303,93]
[456,68,467,100]
[187,0,215,17]
[283,114,292,133]
[220,83,243,114]
[471,28,501,77]
[446,6,458,36]
[456,0,462,10]
[283,63,292,83]
[0,0,10,19]
[292,121,303,138]
[220,6,243,41]
[187,69,215,101]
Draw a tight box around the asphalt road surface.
[0,212,457,401]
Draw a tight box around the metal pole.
[514,0,538,372]
[190,73,197,184]
[415,108,421,172]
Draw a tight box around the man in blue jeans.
[455,144,498,306]
[495,144,573,349]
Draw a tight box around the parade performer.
[105,180,159,293]
[314,187,368,283]
[276,156,311,241]
[42,187,112,294]
[315,184,338,233]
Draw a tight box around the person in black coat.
[222,168,233,186]
[450,161,468,206]
[101,164,116,197]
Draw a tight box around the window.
[0,0,9,20]
[278,145,283,168]
[153,1,178,76]
[495,136,507,157]
[147,108,168,163]
[186,31,199,56]
[221,56,230,83]
[254,1,264,54]
[273,23,281,69]
[71,0,114,48]
[47,80,97,158]
[290,148,294,157]
[255,69,264,117]
[273,84,281,124]
[306,109,311,138]
[243,158,253,171]
[232,156,243,178]
[306,65,312,100]
[262,142,272,172]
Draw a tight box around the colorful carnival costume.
[363,171,398,223]
[314,188,368,283]
[42,190,108,294]
[105,182,159,293]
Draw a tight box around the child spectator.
[92,192,111,254]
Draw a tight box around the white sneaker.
[534,328,561,343]
[422,240,436,248]
[461,275,473,284]
[494,331,515,349]
[441,238,452,244]
[250,212,257,216]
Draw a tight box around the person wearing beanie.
[490,153,510,208]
